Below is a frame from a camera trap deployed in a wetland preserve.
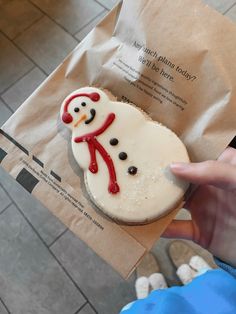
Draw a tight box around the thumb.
[170,160,236,190]
[162,220,195,241]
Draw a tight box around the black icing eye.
[81,102,86,107]
[74,107,80,112]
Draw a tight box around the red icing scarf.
[74,113,119,194]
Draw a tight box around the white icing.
[61,87,189,224]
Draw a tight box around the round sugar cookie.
[60,87,190,224]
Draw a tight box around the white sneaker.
[189,255,212,277]
[176,264,197,285]
[149,273,168,291]
[135,276,149,299]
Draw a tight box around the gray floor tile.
[0,99,12,127]
[0,299,9,314]
[225,4,236,21]
[15,16,78,75]
[75,9,108,41]
[203,0,236,13]
[0,204,85,314]
[0,167,67,246]
[31,0,104,35]
[51,230,135,314]
[0,34,33,93]
[0,184,11,214]
[79,303,96,314]
[96,0,120,10]
[2,67,47,111]
[0,0,43,39]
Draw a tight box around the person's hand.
[163,147,236,267]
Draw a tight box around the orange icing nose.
[74,114,87,127]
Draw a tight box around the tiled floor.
[0,0,236,313]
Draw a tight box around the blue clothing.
[214,257,236,279]
[120,269,236,313]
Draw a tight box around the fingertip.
[162,220,194,241]
[170,162,190,172]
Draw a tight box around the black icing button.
[128,166,138,175]
[110,138,119,146]
[119,152,128,160]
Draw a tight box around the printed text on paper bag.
[113,41,198,111]
[133,41,197,82]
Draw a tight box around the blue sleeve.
[214,257,236,279]
[120,269,236,314]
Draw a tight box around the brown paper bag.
[1,0,236,278]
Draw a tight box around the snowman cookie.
[61,87,189,224]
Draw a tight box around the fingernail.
[170,162,189,171]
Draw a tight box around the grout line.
[0,96,14,114]
[223,2,236,15]
[48,251,97,314]
[0,30,48,77]
[48,228,68,247]
[12,15,44,41]
[0,296,11,314]
[83,300,98,314]
[0,183,15,205]
[28,0,80,43]
[0,66,35,98]
[0,183,98,313]
[73,301,88,314]
[73,8,108,36]
[0,202,13,216]
[93,0,110,10]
